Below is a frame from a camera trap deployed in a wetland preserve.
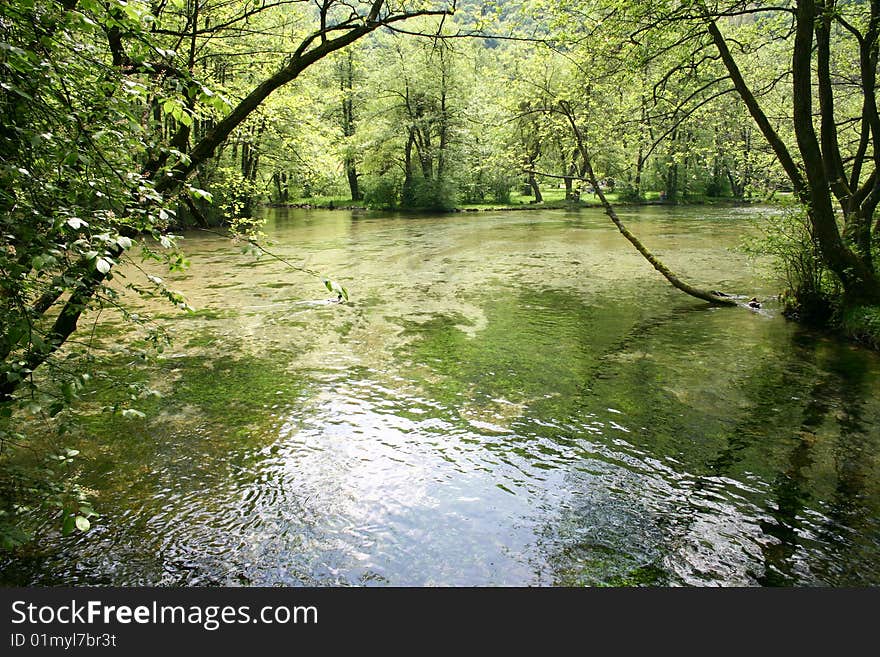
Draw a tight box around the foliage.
[363,175,403,210]
[742,206,840,323]
[0,0,191,545]
[841,305,880,351]
[0,446,99,549]
[401,177,458,211]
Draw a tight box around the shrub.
[400,178,457,211]
[840,305,880,350]
[741,205,839,323]
[363,176,401,210]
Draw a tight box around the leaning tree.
[703,0,880,310]
[531,0,879,320]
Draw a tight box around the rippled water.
[3,205,880,586]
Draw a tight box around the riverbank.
[268,191,775,213]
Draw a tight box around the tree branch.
[706,18,806,198]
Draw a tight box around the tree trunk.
[707,13,880,306]
[0,245,124,402]
[346,160,361,202]
[634,149,645,200]
[403,129,416,203]
[665,161,678,203]
[791,0,879,304]
[559,101,736,306]
[340,50,362,201]
[726,170,745,200]
[273,173,283,204]
[565,148,579,200]
[528,168,543,203]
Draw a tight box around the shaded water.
[4,205,880,586]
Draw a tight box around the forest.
[1,0,879,587]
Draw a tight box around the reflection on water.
[2,205,879,586]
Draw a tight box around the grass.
[841,305,880,350]
[272,194,367,209]
[276,188,769,213]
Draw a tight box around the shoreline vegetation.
[266,191,776,213]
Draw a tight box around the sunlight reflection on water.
[4,206,880,586]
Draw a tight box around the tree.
[703,0,880,313]
[338,49,364,202]
[352,28,463,209]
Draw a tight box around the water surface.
[3,205,879,586]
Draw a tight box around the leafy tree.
[703,0,880,317]
[352,29,461,209]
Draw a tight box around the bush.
[490,177,514,204]
[363,176,401,210]
[841,305,880,350]
[460,175,513,205]
[401,178,457,211]
[617,184,644,203]
[741,205,839,323]
[704,180,725,198]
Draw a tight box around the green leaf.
[72,11,98,29]
[189,187,213,202]
[323,279,349,301]
[96,257,112,274]
[61,514,76,536]
[75,516,91,532]
[121,408,146,419]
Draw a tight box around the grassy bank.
[841,305,880,350]
[273,189,771,212]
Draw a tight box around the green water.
[3,205,880,586]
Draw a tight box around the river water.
[4,205,880,586]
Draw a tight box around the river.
[3,204,879,586]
